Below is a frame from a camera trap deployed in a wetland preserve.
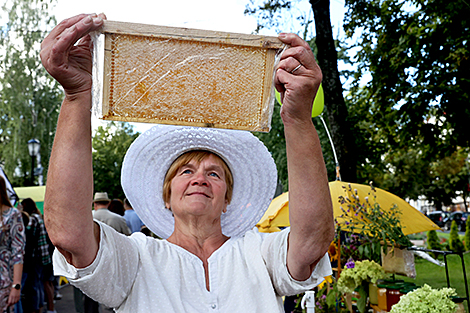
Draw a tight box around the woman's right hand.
[40,14,106,100]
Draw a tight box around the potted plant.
[336,260,386,313]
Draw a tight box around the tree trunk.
[310,0,357,182]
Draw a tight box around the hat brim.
[121,125,278,239]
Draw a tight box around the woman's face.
[166,154,228,220]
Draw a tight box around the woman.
[0,176,25,313]
[20,198,51,313]
[41,14,334,312]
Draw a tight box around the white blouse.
[53,221,331,312]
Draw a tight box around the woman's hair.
[108,199,125,216]
[0,175,13,208]
[21,198,40,216]
[163,150,233,206]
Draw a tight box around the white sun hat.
[121,125,278,239]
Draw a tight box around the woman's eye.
[182,169,192,174]
[209,172,220,178]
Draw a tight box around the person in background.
[123,199,144,233]
[0,176,25,313]
[20,198,51,313]
[107,199,125,217]
[92,193,130,235]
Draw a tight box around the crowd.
[1,174,149,313]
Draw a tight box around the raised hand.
[40,13,106,99]
[275,33,322,124]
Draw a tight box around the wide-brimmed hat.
[93,192,110,203]
[121,125,278,239]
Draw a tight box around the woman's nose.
[190,171,208,186]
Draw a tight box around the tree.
[343,0,470,205]
[246,0,358,183]
[0,0,61,186]
[92,122,140,200]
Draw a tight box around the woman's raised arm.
[41,14,105,268]
[276,33,335,281]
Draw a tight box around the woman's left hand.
[7,288,21,306]
[275,33,322,125]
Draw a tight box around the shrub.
[426,230,442,258]
[449,221,464,253]
[465,218,470,251]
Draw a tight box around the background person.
[0,176,25,313]
[107,199,125,217]
[92,193,130,235]
[40,13,334,312]
[123,199,144,233]
[20,198,51,313]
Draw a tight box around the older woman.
[41,14,334,312]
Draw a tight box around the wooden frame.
[99,21,284,132]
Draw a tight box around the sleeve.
[52,221,140,308]
[261,228,332,296]
[10,209,26,265]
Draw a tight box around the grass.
[399,231,470,312]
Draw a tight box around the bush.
[427,230,442,258]
[449,221,464,253]
[465,218,470,251]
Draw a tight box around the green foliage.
[449,221,464,253]
[426,230,442,258]
[336,183,412,253]
[343,0,470,205]
[465,218,470,251]
[92,122,139,200]
[389,284,457,313]
[253,102,288,190]
[0,0,61,186]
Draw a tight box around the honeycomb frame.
[99,21,284,132]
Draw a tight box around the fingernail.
[278,33,287,39]
[93,16,103,25]
[84,15,93,24]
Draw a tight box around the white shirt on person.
[53,221,331,313]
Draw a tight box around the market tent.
[14,186,46,214]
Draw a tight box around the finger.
[278,33,317,71]
[48,15,104,69]
[42,14,89,48]
[277,56,303,75]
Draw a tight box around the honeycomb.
[99,21,284,132]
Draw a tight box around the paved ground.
[53,284,112,313]
[53,284,76,313]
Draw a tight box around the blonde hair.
[162,151,233,206]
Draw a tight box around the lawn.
[399,231,470,312]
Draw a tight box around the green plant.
[449,221,465,253]
[337,260,386,313]
[336,183,412,258]
[389,284,457,313]
[427,230,443,258]
[465,218,470,252]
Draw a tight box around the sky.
[52,0,347,133]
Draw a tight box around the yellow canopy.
[14,186,46,213]
[256,181,440,235]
